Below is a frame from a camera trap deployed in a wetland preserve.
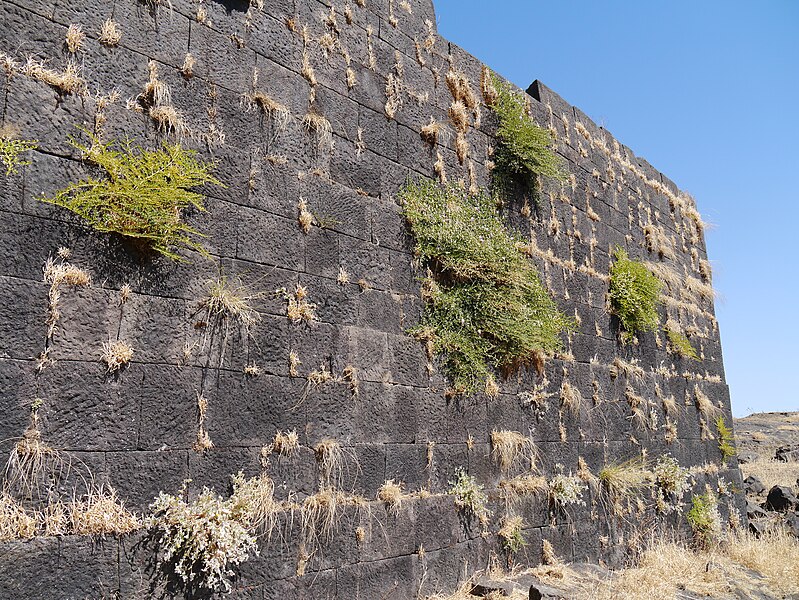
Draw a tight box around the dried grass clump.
[445,69,478,110]
[420,117,443,146]
[199,277,261,329]
[377,479,404,513]
[43,255,91,339]
[65,24,85,53]
[272,429,300,457]
[302,111,333,150]
[490,430,537,473]
[22,57,85,94]
[314,439,353,489]
[643,222,675,259]
[559,379,581,416]
[247,91,290,131]
[609,357,645,380]
[0,494,37,541]
[194,393,213,452]
[694,385,720,418]
[101,339,134,372]
[448,100,469,132]
[298,198,314,233]
[498,514,526,553]
[99,19,122,47]
[599,457,651,500]
[229,472,280,536]
[286,284,318,325]
[69,486,140,535]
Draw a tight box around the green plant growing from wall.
[608,247,662,342]
[400,178,575,394]
[666,328,699,360]
[498,515,526,554]
[488,73,564,195]
[0,136,37,175]
[716,416,736,462]
[449,467,491,524]
[686,491,721,548]
[41,131,221,260]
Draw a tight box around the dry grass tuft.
[229,471,280,536]
[420,117,443,145]
[247,90,290,131]
[194,392,213,452]
[272,429,300,457]
[314,439,352,490]
[694,385,720,419]
[499,475,548,503]
[101,339,134,372]
[65,24,85,53]
[599,457,651,501]
[69,485,140,535]
[559,379,582,416]
[22,57,85,94]
[43,256,91,339]
[0,493,37,541]
[199,277,261,329]
[180,53,195,79]
[286,284,318,325]
[490,430,537,473]
[99,19,122,47]
[610,357,645,381]
[297,198,314,233]
[302,111,333,150]
[377,479,404,513]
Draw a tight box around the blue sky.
[434,1,799,417]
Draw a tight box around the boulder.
[765,485,798,512]
[744,475,766,495]
[775,445,799,462]
[737,451,759,464]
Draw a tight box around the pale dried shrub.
[99,19,122,47]
[229,471,280,536]
[199,277,261,329]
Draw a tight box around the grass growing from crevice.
[666,328,699,360]
[449,467,490,525]
[487,73,564,197]
[608,247,662,342]
[400,178,574,393]
[42,131,222,261]
[715,416,736,462]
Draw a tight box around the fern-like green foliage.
[400,178,575,394]
[666,328,699,360]
[42,132,221,261]
[716,416,736,462]
[0,136,38,175]
[489,73,564,194]
[686,492,720,548]
[608,247,662,342]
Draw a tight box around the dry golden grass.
[598,457,651,501]
[0,493,37,541]
[297,198,314,233]
[69,486,139,535]
[609,357,644,381]
[193,392,213,452]
[230,472,280,536]
[695,385,721,419]
[271,430,299,457]
[302,111,332,150]
[377,479,404,513]
[314,439,352,490]
[98,19,122,47]
[560,379,582,416]
[101,339,134,372]
[64,24,85,53]
[420,117,443,145]
[286,284,318,325]
[491,430,537,473]
[740,458,799,492]
[247,90,290,130]
[199,277,261,329]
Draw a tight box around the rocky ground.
[735,412,799,537]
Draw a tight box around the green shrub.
[0,136,37,175]
[608,247,662,341]
[716,416,736,462]
[489,73,564,194]
[400,178,575,393]
[686,491,721,548]
[449,467,491,523]
[666,328,699,360]
[42,132,221,260]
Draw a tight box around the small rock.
[749,518,768,537]
[746,500,768,520]
[529,584,567,600]
[785,513,799,538]
[775,445,799,462]
[738,451,759,464]
[744,475,766,495]
[765,485,798,512]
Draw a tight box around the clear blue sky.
[434,1,799,417]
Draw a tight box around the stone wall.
[0,0,742,598]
